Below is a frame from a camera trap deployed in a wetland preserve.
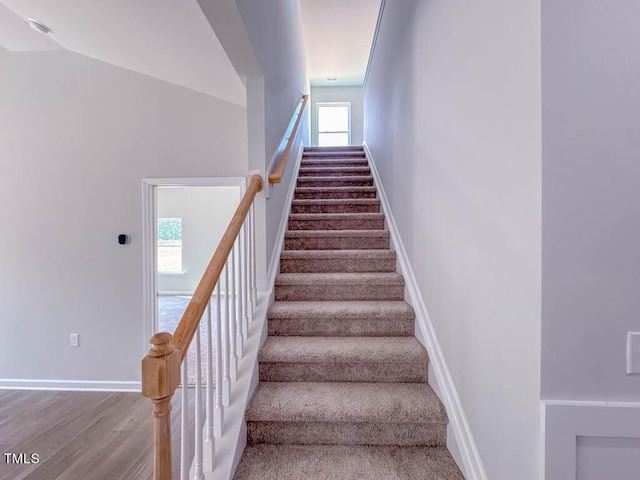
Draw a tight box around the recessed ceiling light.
[326,77,338,82]
[26,18,51,35]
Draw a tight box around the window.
[157,218,183,273]
[317,102,350,146]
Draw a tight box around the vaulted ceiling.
[0,0,382,97]
[0,0,246,105]
[300,0,381,87]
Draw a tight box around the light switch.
[626,332,640,374]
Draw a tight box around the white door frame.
[141,177,246,357]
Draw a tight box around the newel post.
[142,332,181,480]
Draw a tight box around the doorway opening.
[142,177,244,354]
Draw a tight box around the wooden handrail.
[141,173,263,479]
[268,94,309,185]
[171,173,263,358]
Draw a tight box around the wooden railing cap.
[147,332,175,358]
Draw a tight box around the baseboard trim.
[0,379,142,392]
[363,142,487,480]
[266,141,305,289]
[542,399,640,479]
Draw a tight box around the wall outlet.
[70,333,79,347]
[626,332,640,374]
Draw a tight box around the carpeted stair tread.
[275,272,404,286]
[301,158,369,167]
[268,300,414,319]
[294,186,377,199]
[246,382,446,424]
[267,300,415,337]
[233,445,464,480]
[274,272,405,301]
[280,249,396,273]
[298,166,371,176]
[259,336,427,364]
[285,229,389,238]
[291,198,380,214]
[304,146,364,152]
[284,229,390,250]
[297,176,374,187]
[288,213,385,231]
[303,151,365,158]
[258,337,428,382]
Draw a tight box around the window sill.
[159,271,187,276]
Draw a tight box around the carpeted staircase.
[234,146,464,479]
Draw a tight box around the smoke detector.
[26,18,51,35]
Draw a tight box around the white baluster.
[180,355,190,480]
[237,229,246,352]
[242,219,250,337]
[194,329,204,480]
[229,246,238,381]
[222,262,231,407]
[214,281,223,438]
[250,203,258,308]
[205,300,215,456]
[247,208,254,319]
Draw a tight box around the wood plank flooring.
[0,389,196,480]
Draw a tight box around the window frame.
[156,217,184,275]
[316,102,351,146]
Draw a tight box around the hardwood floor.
[0,389,194,480]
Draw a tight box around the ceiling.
[300,0,381,87]
[0,0,246,105]
[0,0,381,95]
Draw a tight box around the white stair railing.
[142,175,262,480]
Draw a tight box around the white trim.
[266,141,305,290]
[0,379,141,392]
[363,0,387,92]
[543,399,640,479]
[363,142,487,480]
[142,177,246,357]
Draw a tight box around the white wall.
[0,49,247,384]
[236,0,310,281]
[310,86,364,146]
[541,1,640,476]
[157,186,240,293]
[541,0,640,402]
[364,1,541,479]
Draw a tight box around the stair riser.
[291,203,380,214]
[297,178,373,188]
[304,146,364,152]
[275,284,404,301]
[301,160,368,168]
[303,153,365,159]
[288,218,384,230]
[247,421,446,446]
[294,190,377,200]
[298,169,370,177]
[280,257,395,273]
[284,236,389,250]
[268,318,414,337]
[259,362,428,383]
